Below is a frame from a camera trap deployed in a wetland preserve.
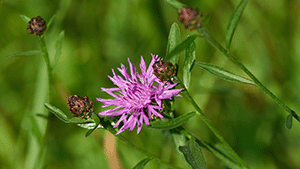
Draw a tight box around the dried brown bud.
[153,60,176,83]
[27,16,47,35]
[67,95,94,119]
[178,7,203,30]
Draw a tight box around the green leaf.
[44,103,69,123]
[225,0,248,50]
[69,117,93,124]
[20,14,31,23]
[286,114,293,129]
[148,111,196,130]
[202,142,244,169]
[85,124,100,137]
[44,103,93,124]
[179,138,207,169]
[202,15,211,26]
[165,35,198,62]
[166,22,181,65]
[77,123,103,129]
[47,13,57,28]
[183,41,196,89]
[196,62,256,85]
[133,158,152,169]
[6,50,43,57]
[53,30,65,68]
[171,129,189,154]
[166,0,186,9]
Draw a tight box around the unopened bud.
[153,60,176,83]
[67,95,94,119]
[27,16,47,35]
[178,7,203,30]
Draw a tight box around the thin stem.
[176,77,249,169]
[37,35,51,98]
[197,26,300,122]
[96,116,182,169]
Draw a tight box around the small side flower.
[67,95,94,119]
[97,54,183,135]
[178,7,203,30]
[27,16,47,35]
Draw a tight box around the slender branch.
[95,114,182,169]
[37,35,51,100]
[197,26,300,122]
[175,77,249,169]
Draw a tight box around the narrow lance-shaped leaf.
[179,137,207,169]
[202,142,245,169]
[47,13,57,28]
[166,22,181,65]
[53,30,65,68]
[85,113,102,137]
[166,0,186,9]
[44,103,93,124]
[6,50,43,58]
[196,62,256,85]
[183,41,196,89]
[286,114,293,129]
[133,158,152,169]
[225,0,248,50]
[148,111,196,130]
[20,14,31,23]
[165,35,198,62]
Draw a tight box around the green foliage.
[148,111,196,130]
[225,0,248,50]
[196,62,256,85]
[183,41,196,89]
[6,50,43,57]
[166,22,181,64]
[1,0,300,169]
[179,138,207,169]
[132,158,152,169]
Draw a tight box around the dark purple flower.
[97,54,183,135]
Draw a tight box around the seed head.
[27,16,47,35]
[67,95,94,119]
[178,7,203,30]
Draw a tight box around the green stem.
[37,35,51,98]
[176,77,249,169]
[197,26,300,122]
[98,117,182,169]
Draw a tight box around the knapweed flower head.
[178,7,203,30]
[153,59,176,83]
[27,16,47,35]
[67,95,94,119]
[97,54,183,135]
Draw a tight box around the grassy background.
[1,0,300,168]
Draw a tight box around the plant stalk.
[176,77,249,169]
[197,26,299,122]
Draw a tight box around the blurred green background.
[1,0,300,168]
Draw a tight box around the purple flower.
[97,54,183,135]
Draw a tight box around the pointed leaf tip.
[196,62,256,85]
[225,0,248,50]
[148,111,196,130]
[179,138,207,169]
[133,158,152,169]
[20,14,31,23]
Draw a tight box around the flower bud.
[178,7,203,30]
[27,16,47,35]
[153,60,176,83]
[67,95,94,119]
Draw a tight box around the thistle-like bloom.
[97,54,183,135]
